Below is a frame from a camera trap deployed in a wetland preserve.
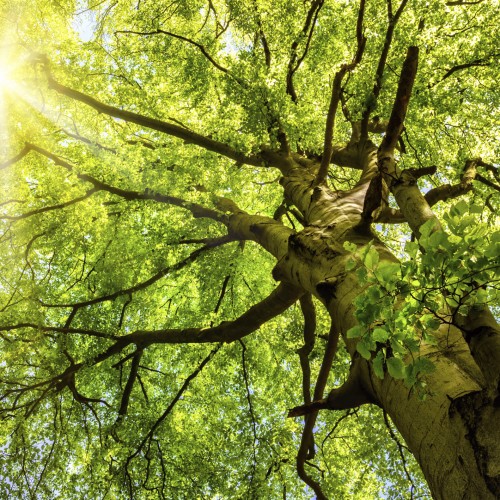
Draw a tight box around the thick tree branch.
[454,306,500,394]
[380,46,419,153]
[41,238,233,310]
[286,0,324,102]
[315,0,366,184]
[360,0,409,138]
[118,349,143,417]
[377,46,442,236]
[127,282,302,345]
[1,282,299,420]
[36,56,263,166]
[375,206,405,223]
[289,356,378,417]
[424,159,478,206]
[26,143,225,221]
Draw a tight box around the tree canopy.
[0,0,499,498]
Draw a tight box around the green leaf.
[419,219,437,238]
[356,341,372,360]
[485,242,500,259]
[427,231,447,249]
[448,234,462,245]
[356,266,368,284]
[386,357,406,379]
[347,325,365,338]
[366,286,382,302]
[345,258,357,271]
[450,200,469,217]
[420,314,441,331]
[373,351,385,379]
[372,327,389,342]
[404,241,419,259]
[364,247,380,270]
[469,203,483,214]
[376,262,400,284]
[343,241,357,252]
[413,357,436,375]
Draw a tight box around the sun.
[0,47,17,159]
[0,51,16,92]
[0,67,12,90]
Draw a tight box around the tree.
[0,0,499,498]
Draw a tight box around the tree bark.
[263,155,500,499]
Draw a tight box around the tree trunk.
[246,153,500,499]
[331,274,499,499]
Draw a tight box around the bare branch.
[429,53,498,88]
[383,411,415,490]
[476,174,500,192]
[297,294,317,458]
[297,294,316,406]
[118,349,143,417]
[0,145,31,171]
[446,0,484,4]
[295,321,340,499]
[253,1,271,68]
[60,128,117,152]
[239,339,258,485]
[0,323,116,340]
[213,275,230,316]
[478,160,499,180]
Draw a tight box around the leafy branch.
[34,55,263,166]
[114,29,246,85]
[316,0,366,185]
[286,0,325,103]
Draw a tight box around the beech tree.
[0,0,499,498]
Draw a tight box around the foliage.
[0,0,498,498]
[345,202,500,391]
